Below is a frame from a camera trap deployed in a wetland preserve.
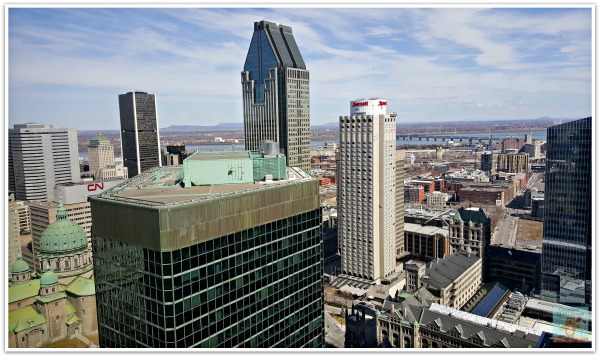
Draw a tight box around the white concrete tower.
[338,98,396,283]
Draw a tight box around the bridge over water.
[397,135,492,144]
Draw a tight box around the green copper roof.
[454,207,490,225]
[9,306,46,333]
[36,292,67,303]
[452,211,463,222]
[11,256,30,274]
[40,266,59,287]
[66,276,95,296]
[89,134,109,146]
[8,280,40,303]
[65,300,81,325]
[39,201,87,254]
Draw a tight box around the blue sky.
[8,6,592,131]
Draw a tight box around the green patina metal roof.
[453,207,490,225]
[9,306,46,333]
[36,292,67,303]
[64,300,81,325]
[40,266,59,287]
[11,256,30,274]
[89,134,109,146]
[66,276,95,296]
[39,201,87,254]
[8,280,40,303]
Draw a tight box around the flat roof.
[187,151,251,161]
[404,222,449,236]
[92,166,313,207]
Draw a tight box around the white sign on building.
[350,98,387,116]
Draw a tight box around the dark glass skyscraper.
[241,20,310,170]
[540,117,592,306]
[90,161,324,348]
[119,91,162,177]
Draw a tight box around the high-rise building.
[88,134,115,173]
[395,150,405,258]
[540,117,592,306]
[8,195,22,272]
[338,98,396,283]
[118,91,162,177]
[8,123,80,202]
[241,20,310,170]
[90,158,324,348]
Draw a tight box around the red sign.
[87,183,104,192]
[378,101,387,106]
[352,101,368,107]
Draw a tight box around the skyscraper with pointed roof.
[241,20,310,170]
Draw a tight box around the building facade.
[90,164,324,348]
[8,196,22,271]
[395,150,406,258]
[241,20,310,170]
[496,153,529,174]
[376,303,540,348]
[540,117,592,306]
[448,207,491,263]
[338,99,396,283]
[88,134,115,173]
[421,253,482,309]
[119,91,162,177]
[404,223,450,260]
[426,191,449,207]
[8,205,97,349]
[404,185,424,204]
[8,123,80,202]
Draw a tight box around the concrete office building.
[426,191,449,207]
[8,123,80,202]
[8,196,22,271]
[541,117,592,306]
[88,134,115,173]
[241,20,310,170]
[395,150,406,258]
[338,98,396,283]
[90,161,324,348]
[88,134,128,180]
[119,91,162,177]
[404,223,450,260]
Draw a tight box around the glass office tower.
[540,117,592,306]
[90,163,324,348]
[241,20,311,171]
[119,91,162,177]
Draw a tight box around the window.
[55,302,58,307]
[83,310,86,316]
[56,315,60,320]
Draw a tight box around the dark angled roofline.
[252,20,306,70]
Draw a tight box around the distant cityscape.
[6,11,592,352]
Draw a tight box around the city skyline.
[8,6,592,131]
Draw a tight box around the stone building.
[8,202,97,348]
[420,253,482,309]
[376,302,540,348]
[7,258,97,348]
[449,207,491,261]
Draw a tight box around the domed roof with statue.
[39,201,87,254]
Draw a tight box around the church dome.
[40,266,59,287]
[11,256,29,274]
[39,201,87,254]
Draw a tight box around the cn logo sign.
[87,183,105,192]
